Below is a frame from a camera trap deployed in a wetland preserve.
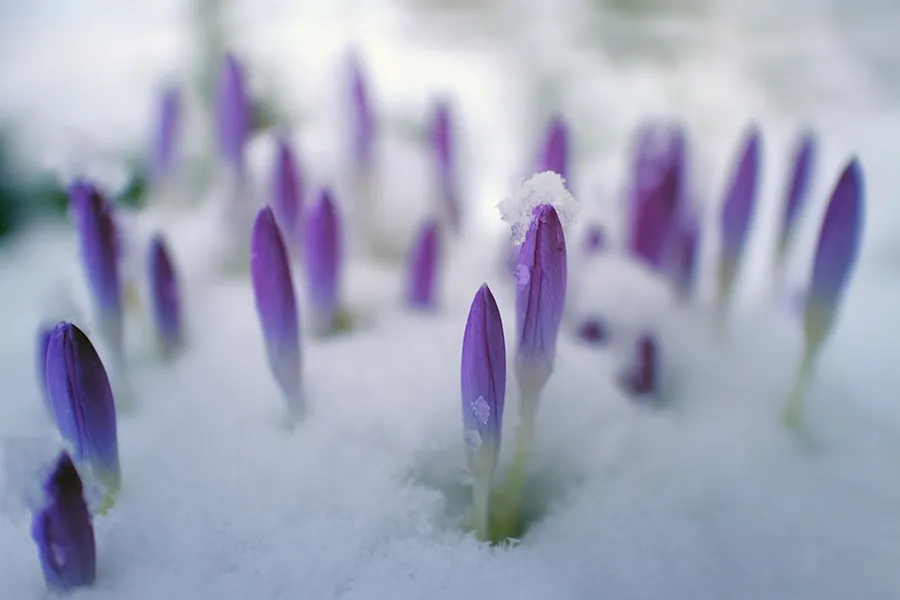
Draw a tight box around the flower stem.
[493,394,538,542]
[472,476,491,542]
[782,345,817,429]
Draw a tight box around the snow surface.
[2,0,900,599]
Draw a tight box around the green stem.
[493,401,537,541]
[782,346,816,429]
[472,476,491,542]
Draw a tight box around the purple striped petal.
[251,206,302,412]
[777,131,816,262]
[461,283,506,467]
[406,220,441,310]
[431,100,460,232]
[270,137,304,253]
[537,115,569,184]
[349,54,375,170]
[148,234,182,355]
[45,323,120,494]
[515,204,567,396]
[216,52,250,174]
[150,85,181,182]
[31,452,96,592]
[304,188,342,336]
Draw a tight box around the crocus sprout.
[216,52,250,177]
[147,234,183,359]
[31,452,97,593]
[150,84,181,187]
[537,114,569,186]
[348,53,375,173]
[618,333,659,399]
[783,159,864,428]
[44,322,121,512]
[583,224,605,254]
[430,100,461,233]
[775,131,816,271]
[304,188,343,337]
[251,206,304,417]
[405,220,441,310]
[715,126,761,335]
[460,283,506,541]
[270,136,304,255]
[669,208,700,303]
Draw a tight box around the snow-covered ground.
[1,0,899,598]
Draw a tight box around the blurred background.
[0,0,897,248]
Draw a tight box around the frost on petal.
[460,284,506,466]
[147,234,182,353]
[251,206,302,408]
[499,171,579,246]
[778,132,816,260]
[270,137,304,252]
[719,126,761,265]
[44,323,120,492]
[31,452,96,592]
[406,220,441,309]
[216,52,250,173]
[304,188,342,335]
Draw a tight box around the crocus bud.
[251,206,303,415]
[431,100,461,232]
[150,85,181,184]
[626,121,686,270]
[576,318,607,345]
[69,182,123,358]
[716,126,761,314]
[515,204,567,405]
[147,234,183,357]
[461,283,506,541]
[783,159,864,427]
[349,54,375,171]
[406,220,441,310]
[31,452,96,593]
[36,325,53,415]
[618,334,658,398]
[270,137,304,253]
[216,52,250,176]
[669,210,700,302]
[45,323,120,500]
[776,131,815,266]
[537,115,569,184]
[583,224,605,254]
[304,188,342,336]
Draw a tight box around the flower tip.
[576,318,607,345]
[618,333,659,398]
[304,188,342,335]
[147,233,182,355]
[406,220,441,309]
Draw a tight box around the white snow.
[499,171,579,245]
[2,1,900,599]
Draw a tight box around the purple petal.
[406,220,441,310]
[216,52,250,174]
[537,115,569,184]
[806,159,864,315]
[515,204,567,392]
[270,137,304,252]
[37,325,53,415]
[31,452,96,592]
[719,126,761,265]
[148,234,182,353]
[461,283,506,462]
[304,188,342,334]
[618,333,658,398]
[251,206,302,409]
[348,54,375,170]
[777,131,816,260]
[431,100,460,231]
[150,85,181,181]
[45,323,120,491]
[626,120,687,269]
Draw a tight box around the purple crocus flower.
[515,203,567,406]
[431,100,461,232]
[716,126,761,309]
[31,452,96,593]
[216,52,250,175]
[626,121,686,270]
[251,206,303,415]
[150,84,181,183]
[406,220,441,310]
[36,325,53,415]
[147,234,182,356]
[537,115,569,184]
[776,131,816,265]
[304,188,342,336]
[45,322,120,498]
[348,54,375,171]
[69,182,123,358]
[618,334,658,398]
[270,136,304,253]
[784,159,863,426]
[461,283,506,540]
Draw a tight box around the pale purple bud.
[216,52,250,174]
[583,224,606,254]
[576,318,607,345]
[670,210,700,301]
[618,333,658,398]
[251,207,302,412]
[150,85,181,182]
[304,188,342,335]
[431,100,460,231]
[537,115,569,184]
[31,452,96,592]
[349,54,375,170]
[515,204,567,393]
[270,137,304,252]
[148,234,183,355]
[777,131,816,262]
[719,126,761,269]
[45,323,120,493]
[461,284,506,468]
[406,220,441,310]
